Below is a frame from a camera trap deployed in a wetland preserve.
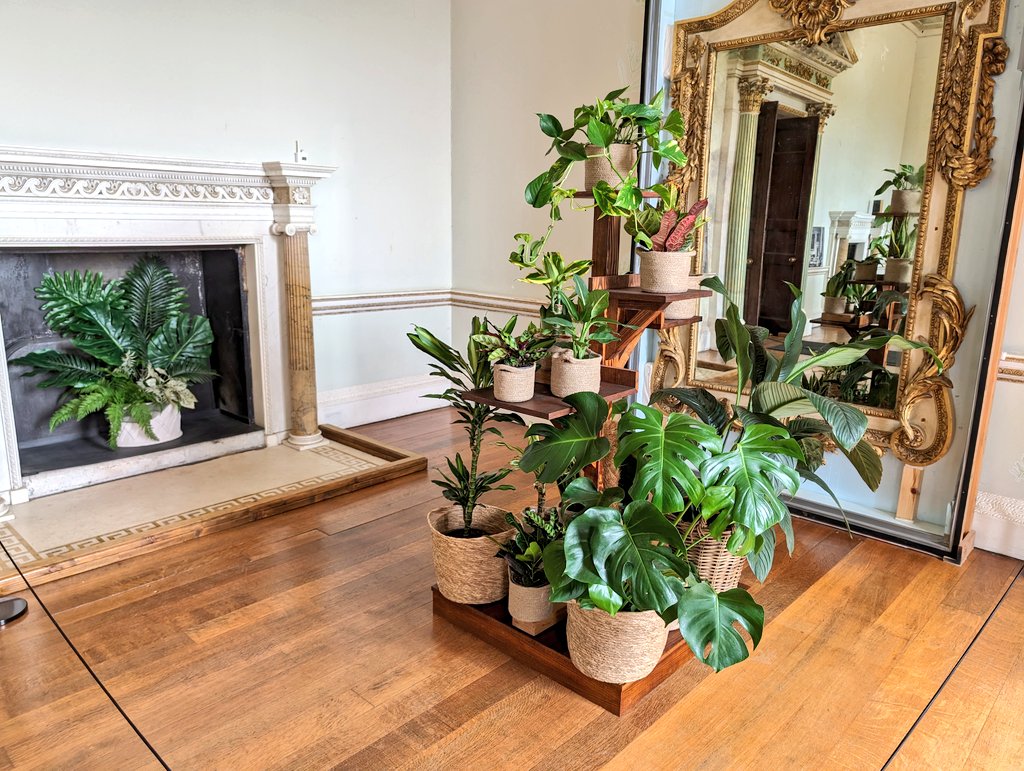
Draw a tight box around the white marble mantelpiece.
[0,145,335,505]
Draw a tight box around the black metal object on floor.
[0,597,27,626]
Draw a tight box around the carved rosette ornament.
[737,77,774,114]
[807,102,837,133]
[769,0,857,45]
[891,275,975,465]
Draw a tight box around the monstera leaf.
[519,392,611,484]
[676,582,764,671]
[561,477,624,511]
[615,404,721,513]
[147,315,214,372]
[65,303,135,367]
[698,424,803,538]
[562,502,691,615]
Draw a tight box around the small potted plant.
[531,88,687,195]
[545,278,619,397]
[852,252,881,282]
[471,316,552,403]
[11,257,216,449]
[493,508,566,634]
[875,163,925,215]
[409,320,523,604]
[821,259,855,315]
[877,215,918,284]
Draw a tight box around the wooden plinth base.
[431,585,693,715]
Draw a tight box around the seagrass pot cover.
[884,259,914,284]
[507,576,558,625]
[428,505,514,604]
[550,349,601,398]
[822,296,847,315]
[639,250,696,294]
[584,143,636,191]
[492,364,535,403]
[684,520,746,593]
[565,601,668,683]
[853,261,878,281]
[890,189,922,215]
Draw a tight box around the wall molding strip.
[311,289,541,317]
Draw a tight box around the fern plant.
[10,256,217,448]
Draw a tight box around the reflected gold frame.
[654,0,1008,466]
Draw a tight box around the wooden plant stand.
[432,586,694,715]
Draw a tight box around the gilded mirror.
[653,0,1009,467]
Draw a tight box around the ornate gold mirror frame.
[653,0,1009,467]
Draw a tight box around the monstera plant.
[11,257,216,448]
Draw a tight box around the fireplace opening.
[1,246,260,476]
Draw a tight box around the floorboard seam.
[882,563,1024,768]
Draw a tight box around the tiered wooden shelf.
[432,586,694,715]
[463,366,637,420]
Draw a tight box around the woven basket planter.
[550,350,601,397]
[493,364,535,403]
[853,261,878,281]
[884,259,913,284]
[822,296,847,315]
[891,189,922,215]
[639,250,697,294]
[428,505,514,604]
[683,520,746,592]
[508,576,563,634]
[584,144,636,191]
[566,601,668,683]
[116,404,182,448]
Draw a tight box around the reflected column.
[723,76,773,308]
[805,102,836,267]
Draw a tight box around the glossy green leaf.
[650,387,730,435]
[677,583,764,671]
[519,392,610,483]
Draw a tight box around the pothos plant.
[526,88,689,250]
[470,316,553,369]
[408,319,523,536]
[12,257,216,448]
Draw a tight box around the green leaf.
[614,182,642,211]
[698,424,803,535]
[751,381,815,418]
[662,108,685,137]
[67,303,134,366]
[650,388,730,434]
[556,141,589,161]
[615,404,721,513]
[519,392,611,483]
[839,438,883,491]
[604,86,629,101]
[120,256,187,339]
[35,269,125,339]
[525,170,553,208]
[676,583,764,671]
[658,139,687,166]
[746,528,776,582]
[537,113,563,138]
[586,117,616,148]
[562,477,624,510]
[147,315,214,370]
[10,350,106,389]
[802,389,868,451]
[587,584,625,615]
[778,284,808,380]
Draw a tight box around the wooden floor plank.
[3,407,1022,768]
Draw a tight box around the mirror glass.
[694,18,943,411]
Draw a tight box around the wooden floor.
[1,407,1023,769]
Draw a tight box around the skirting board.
[318,374,438,428]
[973,491,1024,559]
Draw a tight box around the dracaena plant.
[545,277,620,360]
[408,318,523,534]
[470,316,553,368]
[11,257,216,448]
[526,88,689,250]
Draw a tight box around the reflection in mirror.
[694,18,943,412]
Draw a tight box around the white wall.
[450,0,647,311]
[2,0,453,418]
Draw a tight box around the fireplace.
[0,146,335,504]
[2,246,258,475]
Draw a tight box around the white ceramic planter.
[116,404,182,448]
[550,350,602,398]
[493,364,535,403]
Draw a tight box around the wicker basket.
[566,601,668,683]
[853,261,878,281]
[884,259,913,284]
[683,520,746,592]
[639,250,696,293]
[550,349,601,397]
[822,296,847,315]
[508,577,558,623]
[493,364,535,403]
[584,143,637,191]
[428,505,514,604]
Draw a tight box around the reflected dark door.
[745,109,819,333]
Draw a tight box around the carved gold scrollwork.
[668,35,707,194]
[937,2,1009,190]
[651,327,689,393]
[768,0,856,45]
[890,275,975,465]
